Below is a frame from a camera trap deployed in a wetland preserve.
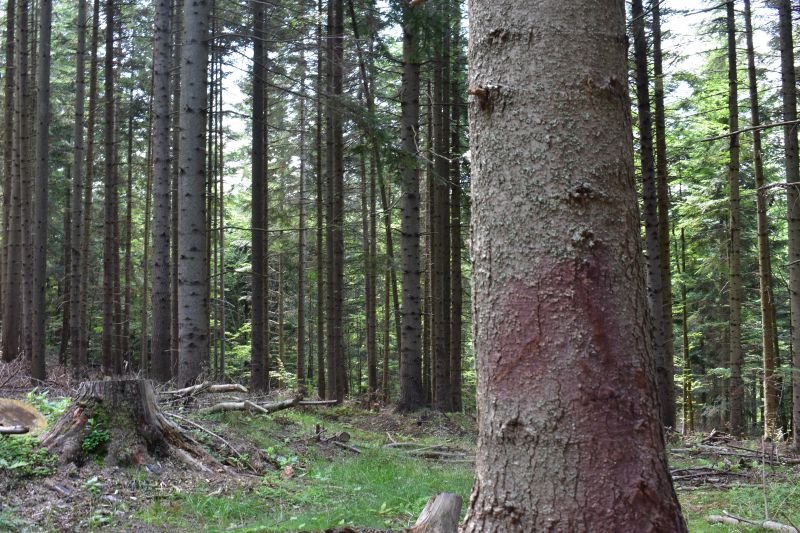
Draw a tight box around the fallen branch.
[707,512,798,532]
[332,440,361,454]
[199,396,301,415]
[164,412,253,472]
[297,400,338,406]
[162,383,248,397]
[0,425,29,435]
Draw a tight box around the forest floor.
[1,369,800,532]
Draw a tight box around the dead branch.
[164,412,251,470]
[199,396,301,415]
[702,119,800,142]
[162,383,248,397]
[0,425,29,435]
[332,440,361,454]
[297,400,338,406]
[707,512,798,532]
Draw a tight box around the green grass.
[0,508,29,532]
[139,447,473,532]
[678,478,800,531]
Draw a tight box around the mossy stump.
[39,379,221,472]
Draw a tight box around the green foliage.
[0,509,29,532]
[680,483,800,532]
[0,435,56,478]
[81,416,110,456]
[25,388,70,424]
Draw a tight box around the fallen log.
[707,513,798,532]
[408,493,462,533]
[0,425,29,435]
[199,396,301,415]
[162,383,248,397]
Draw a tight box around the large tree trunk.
[776,0,800,450]
[396,2,424,412]
[170,0,183,378]
[726,0,745,436]
[744,0,778,439]
[40,380,220,471]
[176,0,211,386]
[250,0,267,391]
[297,55,307,393]
[463,0,687,529]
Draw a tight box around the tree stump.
[408,493,462,533]
[39,380,221,472]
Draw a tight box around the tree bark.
[315,0,325,399]
[652,0,676,432]
[77,0,101,374]
[250,0,267,391]
[449,11,462,412]
[101,0,118,375]
[776,0,800,449]
[0,0,18,364]
[297,52,307,393]
[396,2,424,412]
[726,0,745,436]
[463,0,687,529]
[151,0,172,381]
[176,0,211,386]
[31,0,51,382]
[632,0,667,429]
[68,0,87,374]
[744,0,777,439]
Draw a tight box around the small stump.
[40,379,220,472]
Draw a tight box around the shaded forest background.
[2,0,800,438]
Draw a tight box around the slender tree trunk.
[681,228,693,434]
[331,0,346,402]
[250,0,267,391]
[726,0,745,435]
[78,0,101,373]
[59,182,71,365]
[19,0,31,363]
[652,0,675,430]
[151,0,172,381]
[396,3,424,411]
[170,0,183,377]
[0,0,18,364]
[744,0,777,438]
[122,105,134,366]
[449,13,462,411]
[777,0,800,449]
[463,0,686,528]
[176,0,211,386]
[633,0,667,429]
[0,0,14,322]
[30,0,51,381]
[18,0,31,362]
[68,0,87,373]
[297,53,307,393]
[315,0,325,399]
[140,97,153,373]
[101,0,117,375]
